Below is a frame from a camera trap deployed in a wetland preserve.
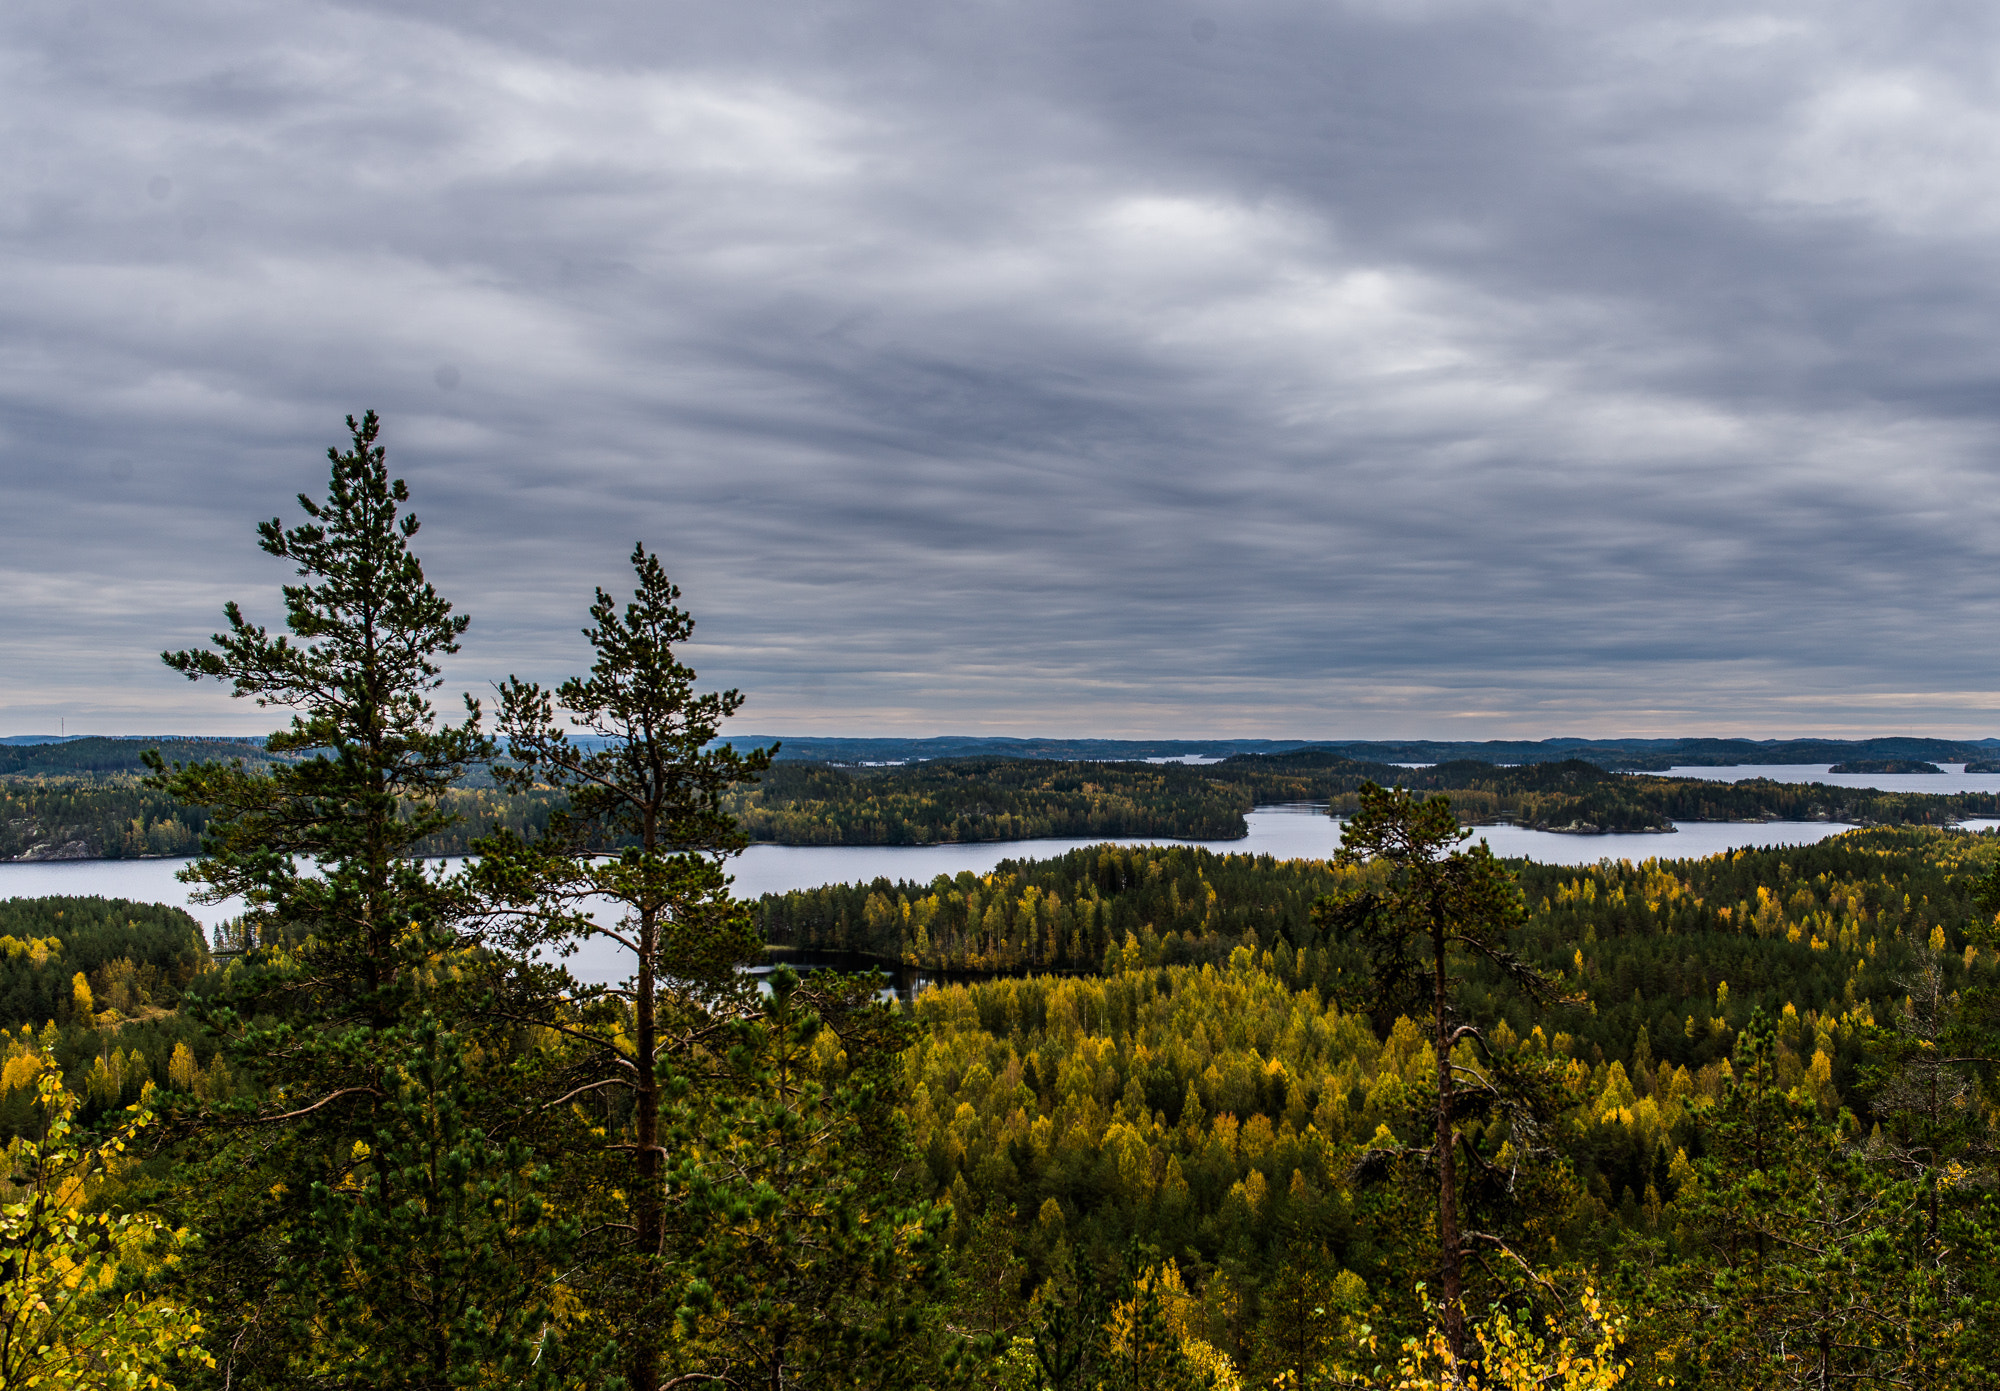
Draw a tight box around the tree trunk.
[1432,908,1468,1360]
[632,902,661,1391]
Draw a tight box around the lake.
[1657,763,2000,794]
[0,804,1904,936]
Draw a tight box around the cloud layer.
[5,0,2000,737]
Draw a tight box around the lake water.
[0,805,1908,927]
[1657,763,2000,794]
[6,807,1977,988]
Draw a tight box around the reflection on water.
[3,808,1979,990]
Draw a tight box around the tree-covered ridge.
[723,757,1249,844]
[0,737,278,778]
[0,896,212,1026]
[0,897,221,1137]
[723,733,2000,769]
[727,754,2000,844]
[0,780,215,860]
[1213,752,2000,829]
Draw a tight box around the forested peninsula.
[9,742,1999,860]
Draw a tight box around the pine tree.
[474,543,775,1391]
[145,413,583,1386]
[1312,782,1571,1360]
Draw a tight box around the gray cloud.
[5,0,2000,737]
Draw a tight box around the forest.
[7,415,2000,1389]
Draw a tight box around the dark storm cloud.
[5,0,2000,736]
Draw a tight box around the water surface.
[0,806,1893,933]
[1657,763,2000,794]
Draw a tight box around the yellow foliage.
[0,1052,43,1093]
[1378,1285,1631,1390]
[1181,1337,1242,1390]
[0,1074,210,1388]
[0,936,60,966]
[167,1043,199,1092]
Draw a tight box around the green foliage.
[1619,1011,1974,1388]
[279,1022,592,1389]
[666,967,950,1388]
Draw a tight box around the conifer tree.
[1313,783,1569,1360]
[1625,1010,1938,1388]
[146,413,585,1387]
[477,547,958,1390]
[475,544,773,1391]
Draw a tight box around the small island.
[1828,759,1943,774]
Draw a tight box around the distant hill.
[716,734,2000,769]
[0,736,275,777]
[14,731,2000,775]
[713,736,1319,762]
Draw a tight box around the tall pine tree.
[147,413,592,1387]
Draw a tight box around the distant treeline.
[1212,751,2000,830]
[720,732,2000,769]
[0,737,278,778]
[9,752,2000,859]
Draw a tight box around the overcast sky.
[6,0,2000,739]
